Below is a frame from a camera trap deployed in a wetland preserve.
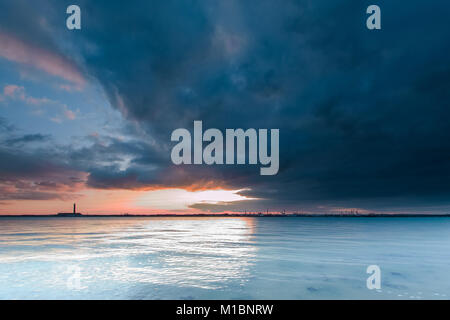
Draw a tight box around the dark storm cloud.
[4,133,50,146]
[76,0,450,209]
[2,1,450,212]
[0,117,85,200]
[0,146,87,201]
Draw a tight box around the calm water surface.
[0,217,449,299]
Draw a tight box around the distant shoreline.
[1,213,450,218]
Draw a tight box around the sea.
[0,216,449,299]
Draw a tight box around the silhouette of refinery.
[57,203,83,217]
[0,203,436,218]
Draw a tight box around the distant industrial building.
[57,203,82,217]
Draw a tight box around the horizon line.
[1,213,450,218]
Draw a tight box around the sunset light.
[135,188,255,211]
[1,0,450,305]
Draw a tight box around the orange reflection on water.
[0,217,258,290]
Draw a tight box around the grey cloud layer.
[1,1,450,212]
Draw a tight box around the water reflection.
[0,217,257,296]
[2,217,450,299]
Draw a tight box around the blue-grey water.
[0,217,449,299]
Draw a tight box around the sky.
[0,0,449,215]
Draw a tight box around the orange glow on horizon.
[0,187,256,215]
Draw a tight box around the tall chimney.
[73,203,76,214]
